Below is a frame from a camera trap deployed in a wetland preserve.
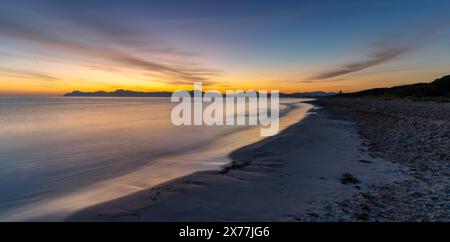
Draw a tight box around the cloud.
[299,78,347,84]
[0,67,59,82]
[311,46,410,80]
[310,21,450,81]
[0,15,221,85]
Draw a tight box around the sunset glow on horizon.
[1,0,450,96]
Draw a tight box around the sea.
[0,97,312,221]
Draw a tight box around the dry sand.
[317,98,450,221]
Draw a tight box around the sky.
[1,0,450,96]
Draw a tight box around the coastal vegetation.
[342,75,450,101]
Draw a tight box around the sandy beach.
[3,0,450,228]
[68,99,417,222]
[316,98,450,221]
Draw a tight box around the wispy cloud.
[0,67,59,83]
[311,46,409,80]
[0,14,221,86]
[299,78,347,84]
[310,21,450,81]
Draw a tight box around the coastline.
[1,99,312,222]
[67,100,407,221]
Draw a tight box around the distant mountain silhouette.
[341,75,450,100]
[279,91,337,98]
[64,89,173,97]
[64,89,336,98]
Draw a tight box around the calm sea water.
[0,97,311,221]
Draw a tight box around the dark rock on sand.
[358,159,373,164]
[340,173,360,184]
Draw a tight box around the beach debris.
[340,173,360,184]
[219,160,250,174]
[357,159,373,164]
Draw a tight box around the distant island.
[64,90,174,97]
[63,89,336,98]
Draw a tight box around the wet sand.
[68,101,407,221]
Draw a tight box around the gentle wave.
[0,97,312,221]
